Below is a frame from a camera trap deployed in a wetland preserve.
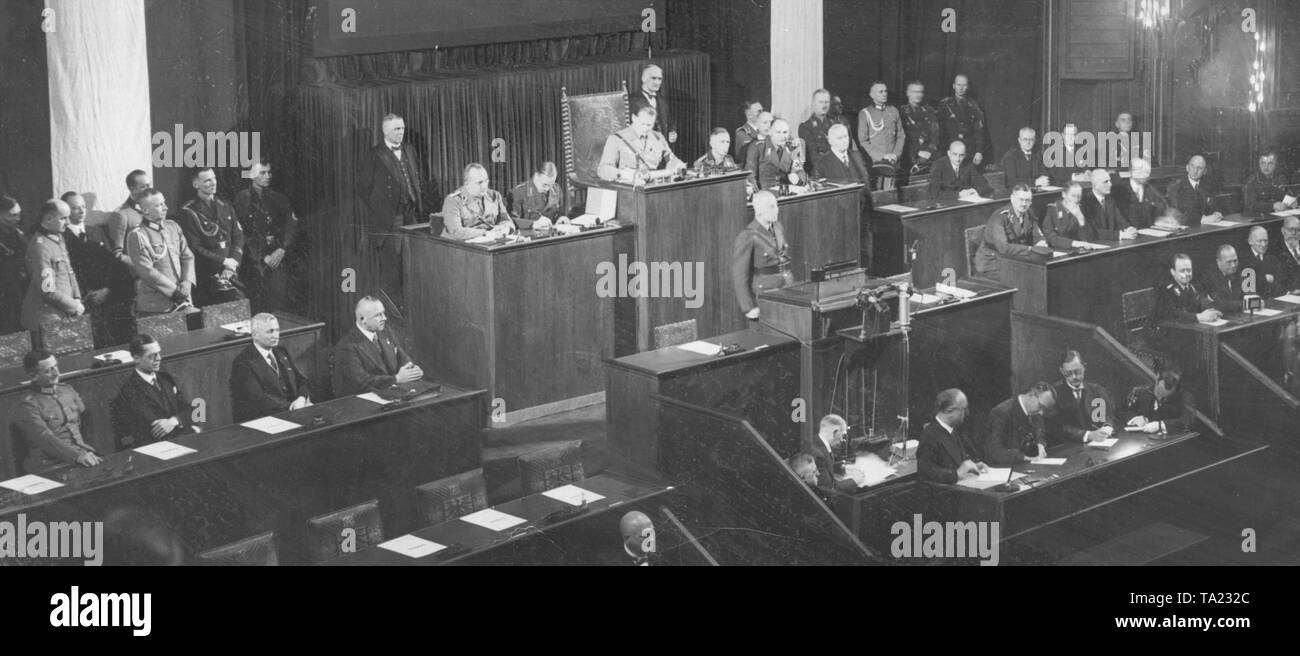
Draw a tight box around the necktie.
[152,377,162,393]
[267,352,279,375]
[840,153,849,167]
[374,335,395,374]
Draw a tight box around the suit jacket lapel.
[357,329,386,374]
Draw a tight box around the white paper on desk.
[1088,438,1119,449]
[1198,318,1229,326]
[1038,185,1063,191]
[133,441,196,460]
[460,508,527,532]
[1275,294,1300,304]
[876,203,918,213]
[1078,242,1110,249]
[240,416,301,434]
[583,187,617,220]
[1029,457,1068,466]
[956,470,1027,489]
[1137,228,1172,238]
[1285,194,1298,206]
[0,475,63,495]
[1253,308,1284,317]
[466,234,498,244]
[910,292,942,305]
[221,320,251,335]
[1052,251,1068,258]
[355,392,392,405]
[542,484,606,507]
[1272,208,1300,217]
[1206,219,1242,226]
[553,223,582,235]
[92,349,132,363]
[935,283,977,299]
[378,535,446,558]
[957,195,992,203]
[845,454,897,487]
[676,340,722,356]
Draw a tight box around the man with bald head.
[1240,226,1280,297]
[815,123,870,184]
[928,140,992,200]
[1202,244,1244,313]
[1082,169,1138,240]
[617,511,656,566]
[745,117,808,190]
[333,295,423,396]
[442,163,516,240]
[21,199,83,348]
[629,63,676,145]
[1277,217,1300,293]
[732,190,792,320]
[230,312,311,421]
[917,388,988,483]
[1165,155,1222,226]
[1112,157,1168,229]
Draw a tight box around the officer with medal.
[596,105,685,185]
[127,189,196,316]
[180,168,245,306]
[441,163,517,241]
[732,190,793,321]
[938,75,988,167]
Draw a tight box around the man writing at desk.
[983,382,1056,466]
[807,414,858,493]
[1124,369,1195,435]
[1048,350,1116,446]
[917,388,988,483]
[597,105,685,185]
[333,296,423,396]
[230,313,311,421]
[927,140,991,201]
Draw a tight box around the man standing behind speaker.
[629,64,677,146]
[357,113,433,311]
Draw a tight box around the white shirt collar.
[358,324,377,342]
[1018,395,1033,416]
[255,344,275,361]
[819,432,835,455]
[67,223,85,237]
[935,416,955,434]
[136,369,157,385]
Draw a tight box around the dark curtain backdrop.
[294,52,708,338]
[230,0,704,338]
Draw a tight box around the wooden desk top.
[606,328,797,377]
[322,473,670,565]
[398,222,630,254]
[0,313,322,393]
[0,381,480,515]
[872,185,1063,218]
[1003,214,1279,269]
[932,430,1199,500]
[588,170,750,194]
[1162,295,1300,336]
[746,182,866,209]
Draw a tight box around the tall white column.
[770,0,824,125]
[45,0,152,223]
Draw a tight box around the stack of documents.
[676,341,722,356]
[936,283,977,299]
[956,468,1027,489]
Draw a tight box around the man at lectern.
[596,105,685,184]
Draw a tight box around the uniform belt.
[755,265,783,275]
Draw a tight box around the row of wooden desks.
[324,473,673,565]
[1000,214,1283,339]
[0,380,486,564]
[0,313,324,478]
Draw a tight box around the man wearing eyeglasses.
[1047,350,1115,446]
[111,334,199,450]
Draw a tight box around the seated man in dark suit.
[1153,253,1222,349]
[1123,369,1196,435]
[1111,158,1168,230]
[111,334,199,450]
[917,388,988,483]
[1202,244,1245,313]
[1081,169,1138,240]
[333,296,423,397]
[1275,217,1300,293]
[1165,155,1223,227]
[814,123,871,185]
[1048,350,1116,446]
[983,382,1055,466]
[998,127,1051,188]
[928,140,992,201]
[806,414,858,492]
[229,312,311,422]
[1240,226,1281,298]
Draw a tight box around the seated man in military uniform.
[731,190,792,321]
[441,163,517,241]
[596,105,685,184]
[11,349,102,473]
[694,128,741,177]
[508,161,566,231]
